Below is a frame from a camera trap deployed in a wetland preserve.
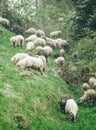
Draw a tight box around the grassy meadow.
[0,24,96,130]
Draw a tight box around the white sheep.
[43,46,52,56]
[33,38,46,46]
[54,56,65,66]
[25,35,37,42]
[16,56,45,75]
[57,38,69,48]
[36,55,46,71]
[93,80,96,90]
[36,48,49,62]
[50,30,62,38]
[58,94,73,110]
[16,35,24,47]
[46,37,58,49]
[11,53,29,64]
[78,89,96,105]
[26,42,34,52]
[10,36,18,47]
[10,35,24,47]
[82,83,90,92]
[36,46,52,57]
[60,49,65,57]
[65,99,78,122]
[36,46,43,52]
[25,27,36,35]
[89,77,96,86]
[0,17,10,26]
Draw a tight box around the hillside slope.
[0,24,96,130]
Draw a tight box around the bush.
[71,0,96,40]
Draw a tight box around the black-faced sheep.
[65,99,78,122]
[58,94,73,111]
[16,56,45,75]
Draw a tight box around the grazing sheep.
[50,30,62,38]
[0,17,10,26]
[54,56,65,66]
[82,83,90,92]
[65,99,78,122]
[26,42,34,52]
[78,89,96,105]
[36,29,45,37]
[36,46,43,52]
[25,27,36,35]
[60,49,65,57]
[89,77,96,86]
[16,35,24,47]
[11,53,29,64]
[93,80,96,90]
[33,38,46,46]
[36,55,46,71]
[16,56,44,75]
[36,46,52,57]
[36,49,49,62]
[43,46,52,56]
[46,37,58,49]
[25,35,37,42]
[58,94,73,110]
[10,35,24,47]
[10,36,18,47]
[56,38,68,48]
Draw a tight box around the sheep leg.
[13,42,16,47]
[20,40,22,48]
[39,68,43,75]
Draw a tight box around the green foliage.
[71,0,96,39]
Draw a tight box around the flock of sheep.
[1,16,96,123]
[10,27,67,75]
[58,76,96,122]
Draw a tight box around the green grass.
[0,24,96,130]
[0,26,96,130]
